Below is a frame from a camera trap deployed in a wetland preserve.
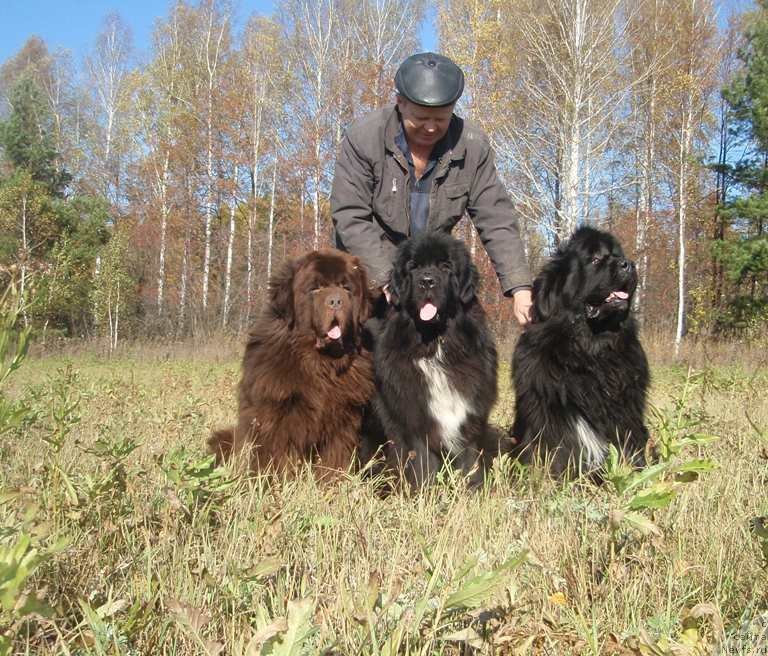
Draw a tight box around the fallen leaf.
[167,598,211,633]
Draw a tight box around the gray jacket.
[330,104,531,293]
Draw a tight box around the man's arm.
[466,135,532,300]
[331,136,392,288]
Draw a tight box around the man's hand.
[512,288,533,326]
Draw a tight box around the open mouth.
[586,289,630,318]
[604,290,629,304]
[419,301,439,322]
[326,320,342,341]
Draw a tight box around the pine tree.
[718,0,768,334]
[0,77,71,196]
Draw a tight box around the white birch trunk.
[675,110,692,356]
[19,193,29,327]
[105,108,114,199]
[107,287,113,352]
[246,219,254,330]
[202,82,214,312]
[179,178,191,334]
[246,100,263,328]
[561,0,585,240]
[201,7,227,314]
[300,190,305,242]
[634,84,656,322]
[267,160,278,282]
[313,174,321,250]
[156,150,170,316]
[223,165,238,328]
[313,61,323,250]
[113,278,120,352]
[179,235,189,333]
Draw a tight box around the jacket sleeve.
[466,136,532,294]
[330,135,391,288]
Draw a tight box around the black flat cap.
[394,52,464,107]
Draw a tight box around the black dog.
[511,227,650,476]
[368,232,499,488]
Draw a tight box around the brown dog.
[209,249,375,476]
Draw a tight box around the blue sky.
[0,0,438,67]
[0,0,754,70]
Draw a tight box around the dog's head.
[389,232,477,327]
[533,227,637,326]
[268,249,371,354]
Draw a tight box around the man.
[331,52,532,325]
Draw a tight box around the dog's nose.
[326,293,344,310]
[419,275,435,289]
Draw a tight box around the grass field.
[1,336,767,655]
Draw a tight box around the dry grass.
[1,338,767,655]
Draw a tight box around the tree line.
[0,0,766,348]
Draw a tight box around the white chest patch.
[573,416,607,468]
[415,345,473,454]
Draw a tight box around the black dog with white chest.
[370,232,498,489]
[511,227,650,476]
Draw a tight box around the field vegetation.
[1,300,767,654]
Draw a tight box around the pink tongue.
[420,303,438,321]
[606,290,629,302]
[327,325,342,340]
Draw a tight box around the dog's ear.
[350,257,372,326]
[268,257,300,324]
[532,271,555,322]
[388,242,412,309]
[532,253,582,322]
[455,244,478,305]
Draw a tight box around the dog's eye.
[439,261,452,272]
[406,260,416,271]
[591,256,604,265]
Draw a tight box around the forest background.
[1,0,767,352]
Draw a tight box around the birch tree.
[92,230,133,352]
[241,16,290,326]
[197,0,231,314]
[493,0,641,244]
[349,0,425,107]
[664,0,717,354]
[281,0,344,250]
[141,10,189,319]
[627,0,672,322]
[86,13,133,206]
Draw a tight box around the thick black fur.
[367,232,499,489]
[511,227,650,476]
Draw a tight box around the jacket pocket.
[437,182,470,227]
[374,169,408,235]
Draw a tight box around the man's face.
[396,96,454,151]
